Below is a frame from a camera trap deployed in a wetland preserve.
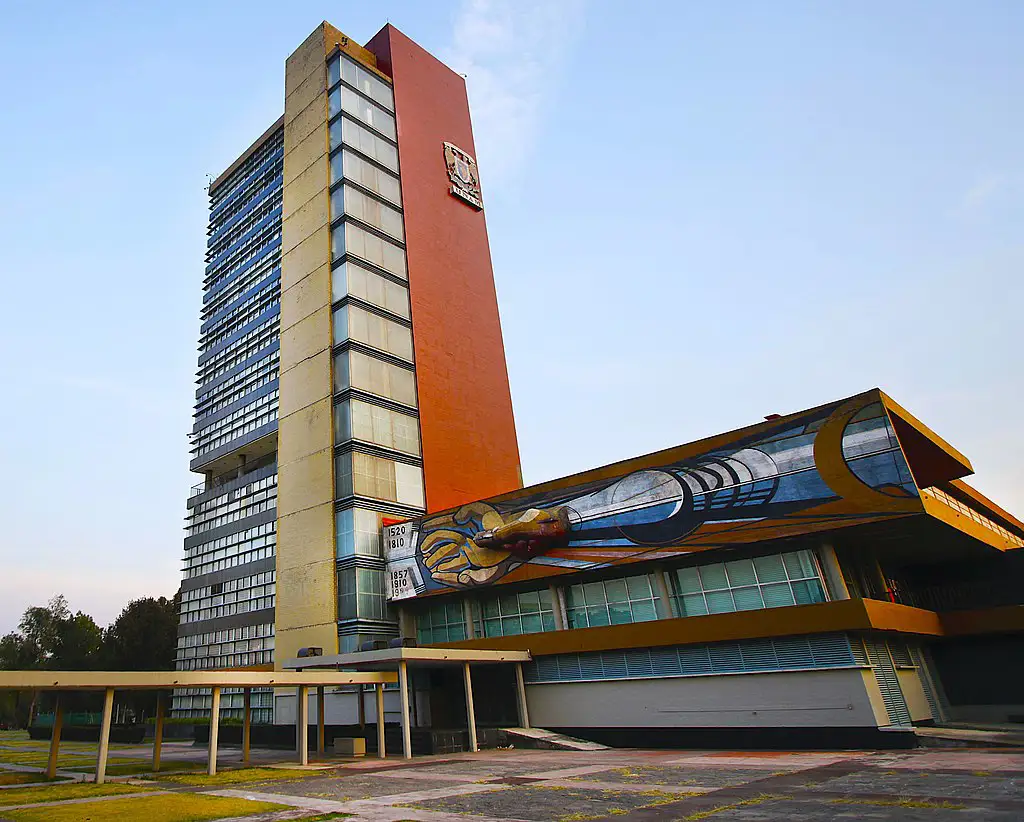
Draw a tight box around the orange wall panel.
[365,25,521,513]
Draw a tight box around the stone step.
[914,726,1024,748]
[501,727,609,751]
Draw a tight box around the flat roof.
[209,115,285,194]
[282,647,532,671]
[0,670,396,691]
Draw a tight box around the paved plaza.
[1,731,1023,820]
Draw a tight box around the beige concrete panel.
[281,226,330,292]
[284,122,328,183]
[277,623,339,667]
[860,669,892,727]
[277,447,333,516]
[277,558,337,628]
[279,355,331,419]
[285,93,328,155]
[279,306,331,373]
[897,669,933,722]
[281,263,330,333]
[285,25,326,98]
[278,396,332,465]
[276,504,334,570]
[282,191,329,256]
[283,137,328,215]
[286,68,328,128]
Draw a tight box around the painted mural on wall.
[384,392,922,601]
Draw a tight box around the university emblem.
[443,142,483,209]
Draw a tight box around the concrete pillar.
[550,585,567,630]
[358,684,366,728]
[652,570,675,619]
[242,688,251,766]
[152,692,165,772]
[375,682,386,759]
[46,695,63,779]
[296,686,309,765]
[95,688,114,784]
[398,661,412,759]
[463,662,478,752]
[817,544,850,600]
[208,686,221,776]
[316,685,325,756]
[463,599,476,639]
[514,662,531,729]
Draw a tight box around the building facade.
[384,389,1024,747]
[175,21,521,722]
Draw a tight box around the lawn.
[154,766,322,787]
[0,782,150,806]
[0,773,67,786]
[3,792,289,822]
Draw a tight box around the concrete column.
[95,688,114,784]
[375,683,386,759]
[296,685,309,765]
[398,661,412,759]
[316,685,326,755]
[152,692,165,772]
[550,585,567,630]
[463,662,478,752]
[514,662,531,729]
[46,695,63,779]
[358,684,366,728]
[652,570,675,619]
[242,688,251,766]
[463,599,476,639]
[817,544,850,600]
[208,686,221,776]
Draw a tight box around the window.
[670,550,827,617]
[417,601,468,644]
[335,508,385,557]
[334,350,417,407]
[331,118,399,173]
[335,399,420,456]
[332,222,407,279]
[340,55,394,110]
[332,185,404,241]
[335,452,425,508]
[334,304,414,362]
[329,86,396,140]
[565,575,659,628]
[331,151,402,206]
[332,261,409,319]
[474,590,556,638]
[337,567,387,620]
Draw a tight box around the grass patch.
[0,773,66,786]
[4,792,289,821]
[683,794,780,820]
[831,797,967,810]
[153,766,317,786]
[0,782,150,806]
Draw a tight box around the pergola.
[282,647,533,759]
[0,669,396,783]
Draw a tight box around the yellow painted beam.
[0,670,396,691]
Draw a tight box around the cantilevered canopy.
[0,670,395,690]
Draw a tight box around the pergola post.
[152,691,165,772]
[208,686,221,776]
[375,682,386,759]
[398,660,412,759]
[95,687,114,784]
[242,687,251,766]
[463,662,478,752]
[514,662,531,729]
[357,684,366,728]
[296,685,308,765]
[45,694,63,779]
[316,685,325,756]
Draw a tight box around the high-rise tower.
[174,21,521,722]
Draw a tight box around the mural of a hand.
[420,503,515,587]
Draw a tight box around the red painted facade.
[365,25,522,513]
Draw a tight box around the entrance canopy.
[281,647,532,758]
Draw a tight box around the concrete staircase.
[501,727,609,751]
[915,723,1024,748]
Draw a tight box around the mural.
[384,392,922,601]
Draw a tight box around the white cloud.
[444,0,585,187]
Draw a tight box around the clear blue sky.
[1,1,1021,631]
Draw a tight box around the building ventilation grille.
[523,633,857,684]
[865,639,913,727]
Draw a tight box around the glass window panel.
[704,590,735,614]
[333,351,350,394]
[604,579,629,603]
[341,150,402,205]
[339,118,399,173]
[328,55,340,88]
[629,600,658,623]
[725,559,757,587]
[341,56,394,110]
[346,350,417,407]
[753,554,787,583]
[608,602,632,625]
[760,582,796,608]
[541,612,556,632]
[482,599,499,619]
[625,575,653,600]
[566,608,585,629]
[328,86,341,118]
[792,579,827,605]
[333,402,352,444]
[565,585,583,612]
[334,453,353,498]
[521,613,543,634]
[394,461,425,507]
[586,606,610,627]
[337,184,404,240]
[335,261,410,318]
[784,550,818,580]
[335,508,354,557]
[699,564,729,591]
[732,586,765,611]
[339,87,396,139]
[518,592,541,613]
[673,567,701,594]
[332,304,349,345]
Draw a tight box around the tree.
[102,596,180,716]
